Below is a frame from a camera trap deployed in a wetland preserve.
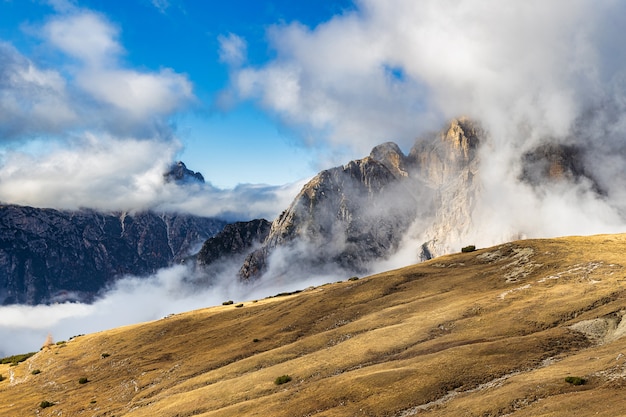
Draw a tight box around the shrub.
[78,377,89,384]
[274,375,292,385]
[461,245,476,253]
[222,300,234,305]
[235,303,244,308]
[252,338,260,343]
[101,353,110,358]
[40,401,54,408]
[0,374,4,382]
[565,376,586,385]
[31,369,41,375]
[348,276,359,281]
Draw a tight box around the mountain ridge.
[0,204,226,305]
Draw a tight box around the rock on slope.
[0,205,226,305]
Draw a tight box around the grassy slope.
[2,234,626,416]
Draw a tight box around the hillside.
[3,234,626,416]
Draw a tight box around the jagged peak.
[441,117,481,162]
[369,141,409,178]
[164,161,205,184]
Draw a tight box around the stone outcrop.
[0,205,225,305]
[197,219,271,267]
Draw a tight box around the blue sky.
[0,0,355,189]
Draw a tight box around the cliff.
[0,205,225,305]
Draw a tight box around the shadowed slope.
[3,234,626,416]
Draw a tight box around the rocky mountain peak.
[164,161,205,184]
[238,152,418,280]
[409,118,481,187]
[442,117,480,163]
[369,142,409,178]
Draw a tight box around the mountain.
[0,205,226,305]
[163,161,205,184]
[237,118,603,281]
[239,141,420,279]
[3,233,626,416]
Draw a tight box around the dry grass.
[3,233,626,416]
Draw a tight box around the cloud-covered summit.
[226,0,626,156]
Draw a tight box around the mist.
[0,257,348,357]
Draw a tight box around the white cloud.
[0,42,77,139]
[218,33,247,67]
[0,132,302,219]
[226,0,626,154]
[44,11,122,66]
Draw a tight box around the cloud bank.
[0,262,342,357]
[227,0,626,153]
[0,4,299,220]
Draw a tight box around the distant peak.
[164,161,205,184]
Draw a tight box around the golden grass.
[3,233,626,416]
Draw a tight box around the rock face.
[520,143,601,191]
[410,118,482,260]
[239,142,423,279]
[237,117,603,281]
[0,205,226,305]
[197,219,271,268]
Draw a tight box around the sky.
[0,0,356,189]
[3,0,626,355]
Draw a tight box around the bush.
[252,338,260,343]
[235,303,244,308]
[348,276,359,281]
[101,353,110,358]
[222,300,234,305]
[40,401,54,409]
[274,375,292,385]
[565,376,586,385]
[78,377,89,384]
[461,245,476,253]
[0,374,4,382]
[31,369,41,375]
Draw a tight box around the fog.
[0,260,348,357]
